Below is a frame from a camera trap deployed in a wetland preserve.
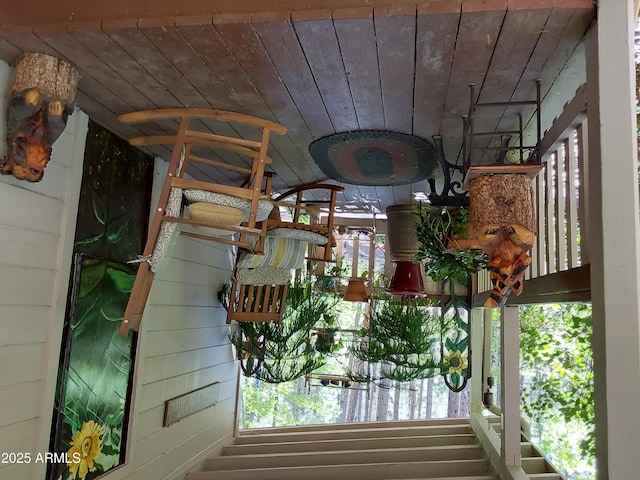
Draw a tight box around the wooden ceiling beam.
[1,0,590,27]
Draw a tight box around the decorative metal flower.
[445,350,468,376]
[67,420,103,479]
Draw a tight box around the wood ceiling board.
[333,13,385,131]
[0,36,22,63]
[252,19,335,136]
[472,7,551,155]
[103,26,206,108]
[374,8,417,133]
[176,24,274,119]
[139,25,242,112]
[412,8,460,140]
[213,21,324,185]
[292,15,359,133]
[391,184,412,207]
[438,8,506,166]
[68,29,181,109]
[0,25,61,59]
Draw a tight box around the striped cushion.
[237,236,307,270]
[149,187,182,273]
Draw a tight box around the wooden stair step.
[188,458,492,480]
[223,433,479,455]
[522,457,552,474]
[206,444,484,470]
[527,474,563,479]
[234,424,474,445]
[241,418,471,435]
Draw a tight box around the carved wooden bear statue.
[1,87,70,182]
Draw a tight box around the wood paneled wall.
[0,60,89,479]
[123,159,237,480]
[0,59,237,479]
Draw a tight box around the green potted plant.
[229,276,340,383]
[348,294,449,383]
[414,205,488,284]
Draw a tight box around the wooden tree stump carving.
[1,53,80,182]
[467,168,542,308]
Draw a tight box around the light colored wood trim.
[501,305,521,468]
[538,84,587,159]
[118,108,287,135]
[473,264,590,306]
[566,134,580,268]
[129,134,273,163]
[554,144,567,271]
[544,155,556,274]
[576,120,590,264]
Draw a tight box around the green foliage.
[349,295,447,383]
[229,277,340,383]
[414,205,488,283]
[520,303,595,478]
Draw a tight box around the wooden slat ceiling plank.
[213,19,324,185]
[374,186,395,213]
[374,7,416,134]
[178,20,310,188]
[0,36,23,64]
[292,11,359,132]
[0,25,60,59]
[103,24,207,108]
[521,7,593,136]
[412,6,460,141]
[473,7,552,159]
[391,184,412,208]
[333,9,385,131]
[34,25,157,112]
[104,22,254,177]
[252,17,335,136]
[69,24,188,142]
[356,185,381,213]
[439,7,507,166]
[69,27,182,108]
[176,22,297,180]
[140,24,259,172]
[493,7,576,144]
[139,24,239,111]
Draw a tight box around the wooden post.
[501,305,521,468]
[586,3,640,478]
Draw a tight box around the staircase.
[187,418,499,480]
[489,418,565,480]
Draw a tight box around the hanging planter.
[415,205,488,285]
[464,165,543,307]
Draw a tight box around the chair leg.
[120,261,155,335]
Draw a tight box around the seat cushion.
[268,227,328,245]
[183,190,273,222]
[187,202,245,236]
[149,187,182,273]
[236,266,292,286]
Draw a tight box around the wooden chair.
[118,108,286,335]
[226,183,344,325]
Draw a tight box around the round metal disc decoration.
[309,131,436,186]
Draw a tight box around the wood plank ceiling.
[0,0,594,215]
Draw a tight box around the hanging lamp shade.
[389,261,427,297]
[343,278,369,302]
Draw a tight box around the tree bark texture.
[11,53,80,102]
[469,174,536,234]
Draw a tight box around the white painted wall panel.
[0,57,89,480]
[0,57,238,480]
